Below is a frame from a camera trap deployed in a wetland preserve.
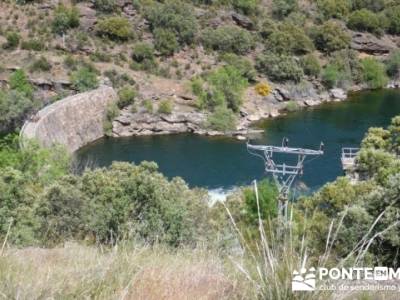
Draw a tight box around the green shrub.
[52,5,79,34]
[256,54,303,82]
[158,99,173,114]
[103,102,119,135]
[385,6,400,34]
[96,17,133,41]
[285,100,300,112]
[70,67,99,92]
[317,0,351,19]
[330,49,363,84]
[202,26,254,55]
[146,0,197,45]
[30,56,52,72]
[93,0,117,12]
[386,50,400,78]
[311,21,350,53]
[9,70,34,98]
[321,63,350,88]
[143,99,153,113]
[258,18,277,38]
[132,42,154,63]
[360,57,388,89]
[196,66,248,112]
[117,86,136,109]
[300,54,321,77]
[232,0,258,15]
[352,0,385,12]
[104,70,135,88]
[207,105,237,132]
[220,53,256,82]
[265,26,313,55]
[272,0,298,19]
[347,9,382,34]
[3,32,20,49]
[242,179,278,225]
[21,38,45,51]
[154,28,179,56]
[0,90,34,134]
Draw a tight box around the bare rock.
[330,88,347,100]
[351,32,395,54]
[231,13,254,30]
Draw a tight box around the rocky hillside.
[2,0,400,138]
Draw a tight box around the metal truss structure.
[247,138,324,217]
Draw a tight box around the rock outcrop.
[21,86,118,152]
[351,32,396,54]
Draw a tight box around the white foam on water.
[207,187,237,206]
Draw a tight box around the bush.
[143,99,153,113]
[317,0,351,19]
[104,70,135,88]
[132,42,154,63]
[360,57,388,89]
[311,21,350,53]
[198,66,248,112]
[117,86,136,109]
[9,70,34,98]
[96,17,133,41]
[347,9,382,34]
[70,67,99,92]
[158,99,173,114]
[256,54,303,82]
[385,6,400,34]
[207,106,237,132]
[154,28,179,56]
[285,100,300,112]
[0,90,34,134]
[146,0,197,45]
[30,56,52,72]
[21,39,45,51]
[232,0,258,15]
[93,0,117,12]
[52,5,79,34]
[272,0,298,19]
[202,26,254,55]
[3,32,20,49]
[300,54,321,77]
[242,179,278,225]
[386,50,400,78]
[265,26,313,55]
[352,0,385,12]
[220,53,256,81]
[255,82,271,96]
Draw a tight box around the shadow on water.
[76,89,400,191]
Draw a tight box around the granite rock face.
[21,86,118,152]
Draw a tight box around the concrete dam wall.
[21,86,118,152]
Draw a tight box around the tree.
[311,21,350,53]
[300,54,321,77]
[385,6,400,34]
[232,0,258,15]
[93,0,117,12]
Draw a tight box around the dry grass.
[0,243,249,300]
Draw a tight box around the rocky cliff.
[21,86,118,152]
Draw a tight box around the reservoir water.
[77,89,400,192]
